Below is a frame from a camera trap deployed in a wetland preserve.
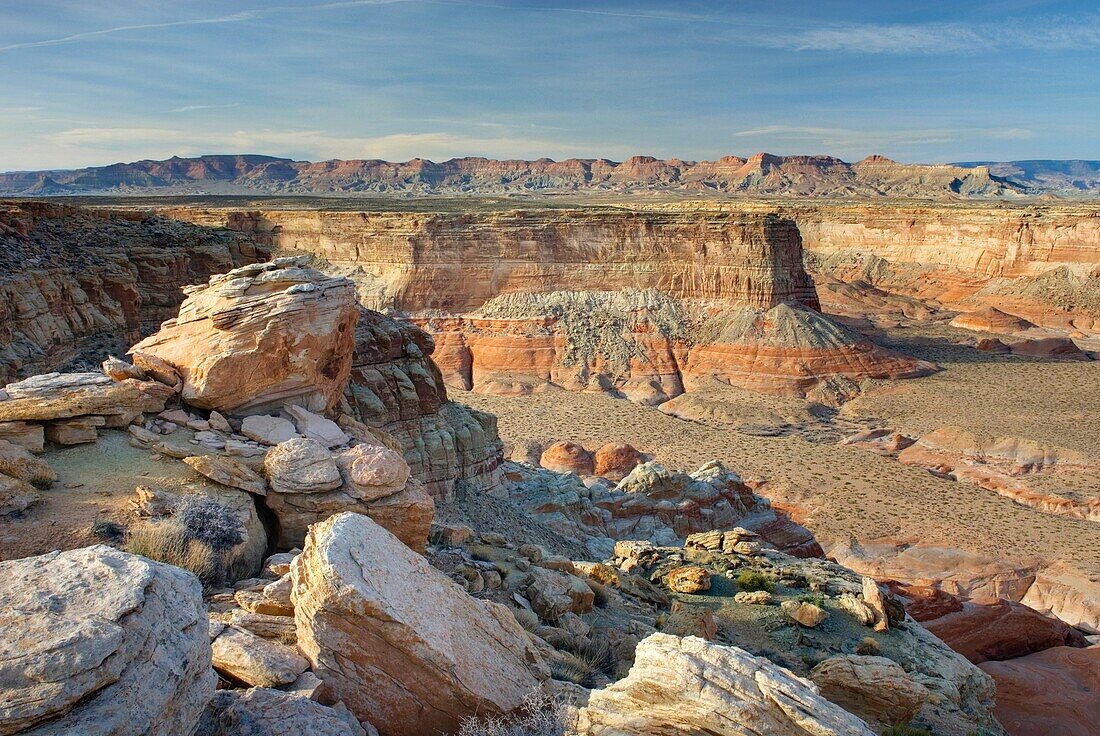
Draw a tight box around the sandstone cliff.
[0,202,270,383]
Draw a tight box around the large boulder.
[0,546,215,735]
[540,441,595,476]
[810,655,930,730]
[291,512,547,736]
[573,633,874,736]
[130,257,360,415]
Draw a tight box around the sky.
[1,0,1098,171]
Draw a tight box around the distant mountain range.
[1,153,1097,198]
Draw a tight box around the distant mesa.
[4,151,1086,197]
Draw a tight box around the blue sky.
[1,0,1098,170]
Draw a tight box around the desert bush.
[128,497,244,590]
[736,570,774,593]
[797,593,826,607]
[458,689,566,736]
[174,497,245,552]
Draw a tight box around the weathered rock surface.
[573,633,876,736]
[0,546,215,735]
[131,257,359,414]
[184,454,267,495]
[810,655,930,730]
[919,598,1087,663]
[978,645,1100,736]
[291,512,547,736]
[197,687,369,736]
[0,372,172,423]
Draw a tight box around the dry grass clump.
[458,690,567,736]
[127,497,244,591]
[546,636,618,688]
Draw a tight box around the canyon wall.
[207,209,821,313]
[0,202,270,383]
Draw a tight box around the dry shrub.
[128,519,222,591]
[458,690,566,736]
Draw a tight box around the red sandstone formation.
[978,646,1100,736]
[593,442,643,481]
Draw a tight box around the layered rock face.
[131,257,359,414]
[0,546,214,735]
[0,201,269,383]
[978,645,1100,736]
[793,202,1100,331]
[343,308,503,499]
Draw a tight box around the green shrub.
[736,570,774,593]
[881,725,931,736]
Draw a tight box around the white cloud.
[168,103,241,113]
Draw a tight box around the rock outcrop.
[131,257,360,415]
[291,512,547,736]
[0,546,214,735]
[506,459,822,558]
[197,688,369,736]
[809,655,930,731]
[573,633,876,736]
[949,307,1036,334]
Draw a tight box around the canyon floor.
[460,320,1100,587]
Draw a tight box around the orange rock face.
[979,646,1100,736]
[131,258,359,415]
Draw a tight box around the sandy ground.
[457,322,1100,578]
[0,431,226,561]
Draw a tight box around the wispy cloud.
[773,17,1100,54]
[168,103,241,114]
[0,1,416,54]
